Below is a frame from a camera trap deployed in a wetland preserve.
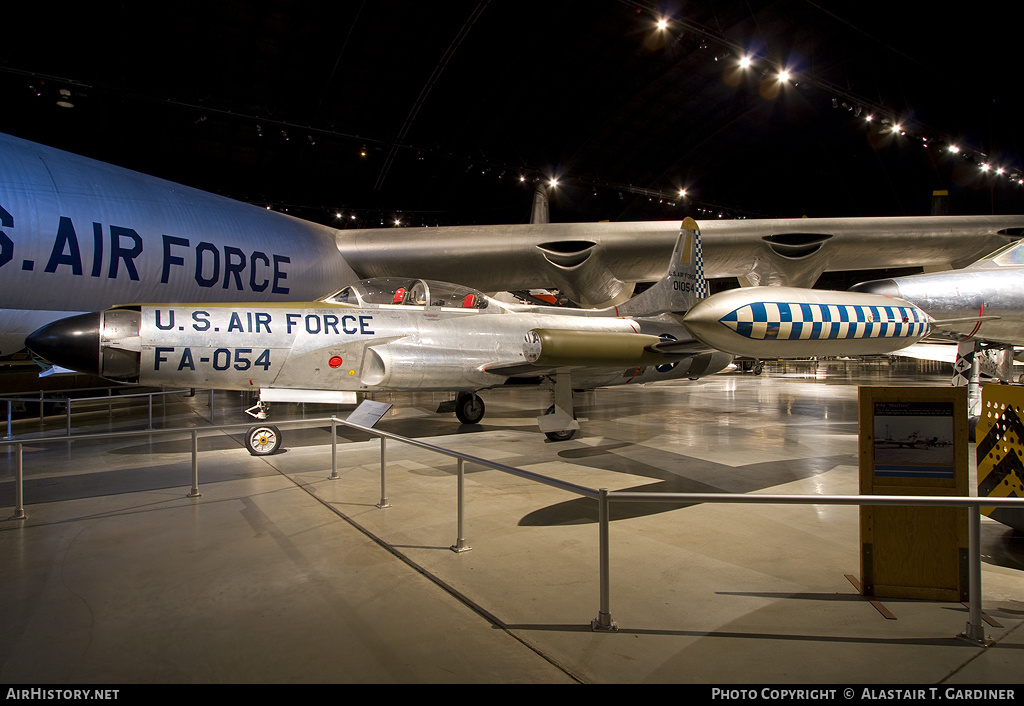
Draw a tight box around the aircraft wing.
[335,215,1024,307]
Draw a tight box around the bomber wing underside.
[336,216,1024,308]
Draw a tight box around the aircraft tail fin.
[613,217,707,317]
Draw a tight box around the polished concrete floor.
[2,359,1023,684]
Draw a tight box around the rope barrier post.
[592,487,617,631]
[450,458,471,553]
[187,430,202,498]
[376,437,390,508]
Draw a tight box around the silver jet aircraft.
[854,238,1024,348]
[27,219,933,453]
[853,238,1024,393]
[2,132,1023,358]
[853,241,1024,532]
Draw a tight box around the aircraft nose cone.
[849,278,902,299]
[25,312,102,376]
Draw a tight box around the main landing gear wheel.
[246,425,282,456]
[455,393,485,424]
[543,405,577,442]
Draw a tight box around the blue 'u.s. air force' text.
[152,310,375,335]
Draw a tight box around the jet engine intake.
[535,241,634,308]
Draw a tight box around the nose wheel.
[246,425,282,456]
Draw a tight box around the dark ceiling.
[3,1,1022,229]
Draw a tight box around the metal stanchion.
[10,443,26,520]
[376,437,390,508]
[592,487,617,631]
[451,458,471,553]
[187,430,202,498]
[959,504,989,645]
[328,419,340,480]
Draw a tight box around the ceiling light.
[56,89,74,108]
[656,19,668,30]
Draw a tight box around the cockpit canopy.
[322,278,492,310]
[976,239,1024,267]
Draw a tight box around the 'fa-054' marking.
[154,347,271,371]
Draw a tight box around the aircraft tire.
[455,393,485,424]
[246,425,283,456]
[543,405,577,442]
[544,428,577,442]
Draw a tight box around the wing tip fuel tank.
[682,287,931,357]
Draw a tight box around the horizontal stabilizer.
[929,315,1001,326]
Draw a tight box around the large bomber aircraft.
[1,132,1023,358]
[27,219,933,451]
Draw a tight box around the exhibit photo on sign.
[872,401,955,479]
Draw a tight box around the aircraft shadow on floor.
[518,443,857,526]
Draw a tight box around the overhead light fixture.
[56,89,74,108]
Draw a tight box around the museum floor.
[2,359,1023,684]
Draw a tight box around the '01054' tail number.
[154,347,271,372]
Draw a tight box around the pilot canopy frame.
[324,278,493,311]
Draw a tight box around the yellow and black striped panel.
[977,385,1024,531]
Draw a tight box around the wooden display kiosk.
[858,386,969,601]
